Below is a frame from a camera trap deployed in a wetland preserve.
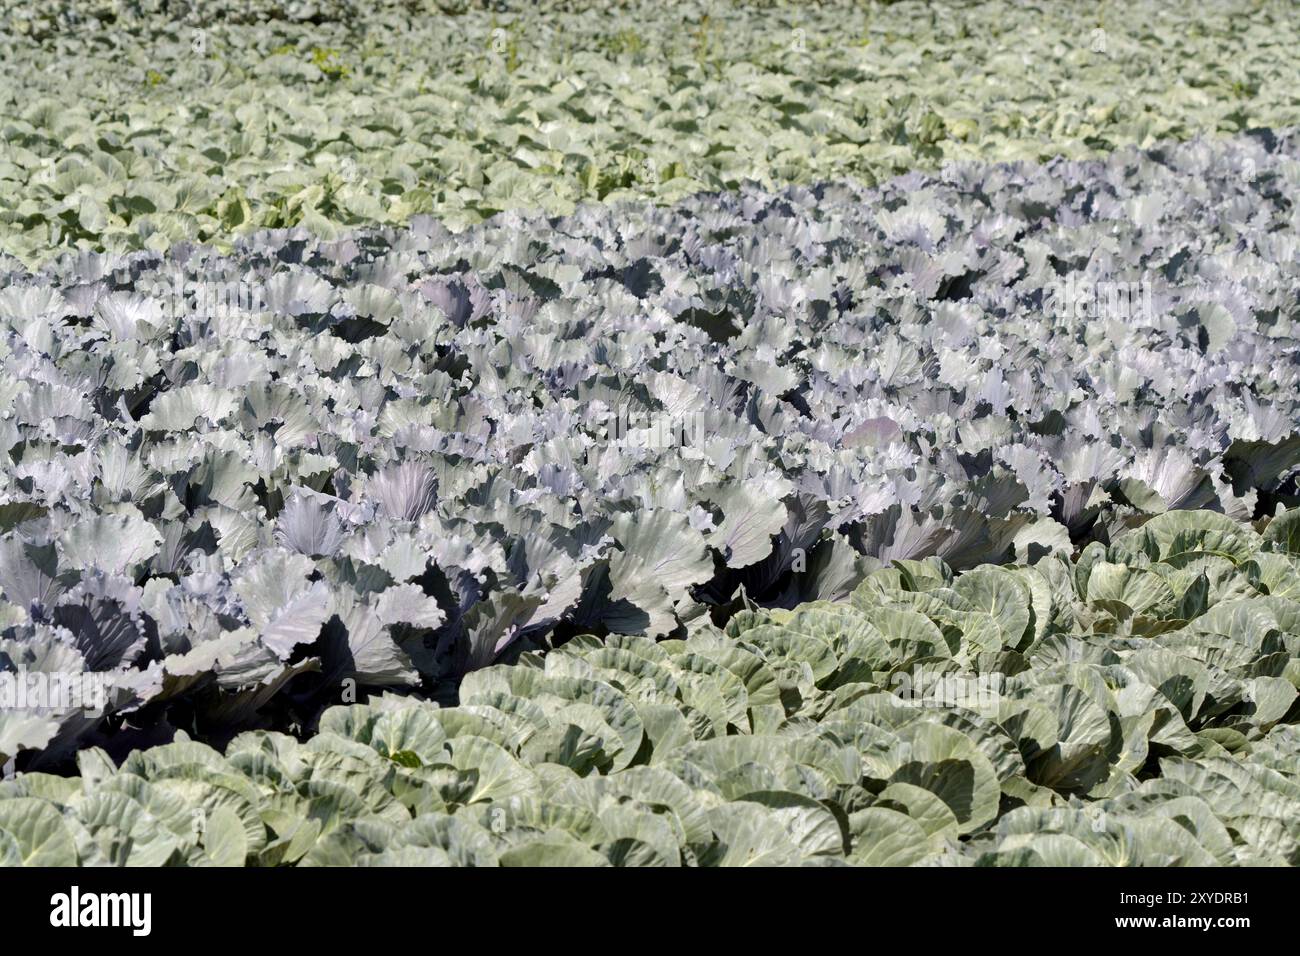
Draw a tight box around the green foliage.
[5,508,1300,866]
[603,28,644,58]
[2,0,1299,264]
[310,47,350,79]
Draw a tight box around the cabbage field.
[2,0,1300,869]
